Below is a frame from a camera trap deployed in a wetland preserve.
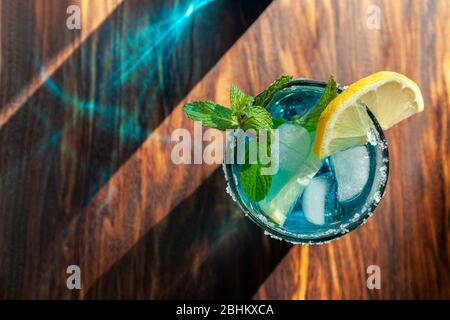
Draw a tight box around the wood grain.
[0,0,123,126]
[0,0,448,299]
[86,0,450,299]
[251,0,450,300]
[0,0,273,299]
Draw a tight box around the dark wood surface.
[0,0,448,299]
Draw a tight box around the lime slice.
[314,71,424,158]
[258,124,321,225]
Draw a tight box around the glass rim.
[223,78,390,244]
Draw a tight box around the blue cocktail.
[223,80,389,244]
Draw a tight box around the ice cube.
[267,123,314,190]
[302,176,331,225]
[331,145,370,202]
[259,124,321,225]
[277,123,312,171]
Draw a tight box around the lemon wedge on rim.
[314,71,424,158]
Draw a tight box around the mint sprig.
[241,106,273,131]
[239,105,273,202]
[183,78,294,202]
[230,84,254,114]
[184,101,239,130]
[240,162,272,202]
[254,75,293,108]
[272,117,286,129]
[293,76,338,132]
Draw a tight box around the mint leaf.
[272,117,286,129]
[240,162,272,202]
[239,106,274,202]
[241,106,273,131]
[230,84,254,114]
[293,76,338,132]
[183,75,297,202]
[254,75,293,108]
[183,101,239,130]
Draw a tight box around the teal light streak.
[185,5,194,17]
[44,0,219,142]
[1,0,220,194]
[1,0,226,200]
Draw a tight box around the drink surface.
[224,80,389,244]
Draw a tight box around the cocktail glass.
[223,79,389,244]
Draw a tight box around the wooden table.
[0,0,448,299]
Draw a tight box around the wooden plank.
[0,0,123,127]
[81,0,450,299]
[253,0,450,299]
[0,0,272,299]
[0,0,448,299]
[0,0,123,299]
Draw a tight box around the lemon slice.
[314,71,424,158]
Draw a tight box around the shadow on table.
[0,0,272,298]
[86,169,292,299]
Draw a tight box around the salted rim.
[223,79,390,245]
